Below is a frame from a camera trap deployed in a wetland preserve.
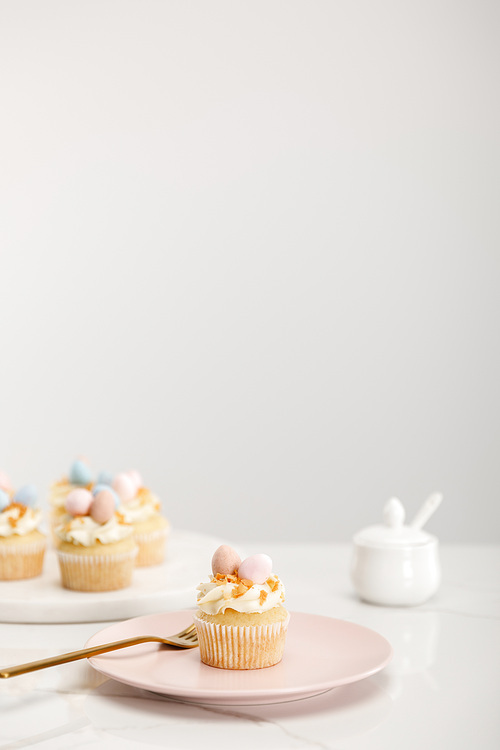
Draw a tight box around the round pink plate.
[86,610,392,706]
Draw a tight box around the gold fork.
[0,623,198,678]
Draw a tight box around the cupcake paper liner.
[194,613,290,670]
[134,526,168,567]
[56,548,138,591]
[0,539,46,580]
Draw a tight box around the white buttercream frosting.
[0,504,43,537]
[118,490,161,524]
[196,575,286,615]
[55,514,133,546]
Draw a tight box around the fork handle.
[0,635,166,678]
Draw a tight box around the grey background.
[1,0,499,544]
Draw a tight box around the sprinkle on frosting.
[196,567,286,615]
[200,545,286,614]
[7,503,28,526]
[0,503,43,537]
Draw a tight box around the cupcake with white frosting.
[0,475,46,580]
[111,470,169,566]
[194,545,289,669]
[55,485,137,591]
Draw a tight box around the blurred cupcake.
[49,458,95,535]
[55,485,137,591]
[111,470,169,566]
[194,545,289,669]
[0,475,46,580]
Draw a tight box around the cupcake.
[55,485,138,591]
[49,458,95,535]
[111,470,169,566]
[194,545,289,670]
[0,475,46,580]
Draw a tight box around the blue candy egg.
[13,484,38,507]
[92,484,120,508]
[69,459,92,486]
[0,488,10,512]
[97,470,114,486]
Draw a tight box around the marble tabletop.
[0,543,499,750]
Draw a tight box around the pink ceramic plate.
[86,610,392,706]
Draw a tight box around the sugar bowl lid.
[354,495,442,548]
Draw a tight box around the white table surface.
[1,543,499,750]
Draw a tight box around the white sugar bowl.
[351,495,442,607]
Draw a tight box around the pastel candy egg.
[238,554,273,584]
[211,545,242,576]
[112,473,136,504]
[126,470,143,492]
[0,488,10,512]
[90,490,116,523]
[97,470,114,486]
[66,488,93,516]
[69,459,92,486]
[13,484,38,507]
[0,470,12,493]
[92,484,119,508]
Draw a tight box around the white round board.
[0,530,234,624]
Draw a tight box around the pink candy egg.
[211,545,242,576]
[238,554,273,584]
[126,469,143,492]
[112,473,136,504]
[90,490,116,524]
[65,488,93,516]
[0,470,12,493]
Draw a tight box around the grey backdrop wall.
[1,0,499,544]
